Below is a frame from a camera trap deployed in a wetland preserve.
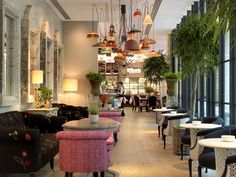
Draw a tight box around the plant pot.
[89,80,101,96]
[166,79,178,96]
[90,114,99,123]
[106,104,112,110]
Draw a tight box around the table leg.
[215,148,236,177]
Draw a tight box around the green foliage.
[86,72,104,83]
[106,96,114,104]
[207,0,236,40]
[144,86,154,93]
[89,102,99,115]
[164,72,180,80]
[41,87,53,101]
[173,14,219,78]
[142,53,169,84]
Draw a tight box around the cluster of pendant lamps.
[86,0,157,57]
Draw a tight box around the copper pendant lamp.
[87,4,99,39]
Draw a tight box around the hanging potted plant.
[144,86,154,96]
[173,13,218,120]
[86,72,104,96]
[89,102,100,123]
[164,72,180,96]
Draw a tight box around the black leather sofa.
[0,111,66,177]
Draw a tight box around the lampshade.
[141,41,150,50]
[32,70,43,84]
[125,39,140,51]
[63,79,78,92]
[87,32,99,39]
[134,9,142,18]
[143,14,153,25]
[139,38,156,44]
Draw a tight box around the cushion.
[199,152,216,170]
[0,111,25,129]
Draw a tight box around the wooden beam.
[144,0,162,35]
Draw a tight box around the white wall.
[59,21,98,106]
[0,0,62,113]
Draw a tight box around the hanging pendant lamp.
[134,9,142,18]
[143,14,153,25]
[87,4,99,39]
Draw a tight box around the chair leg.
[188,158,193,177]
[158,125,161,137]
[114,133,118,143]
[198,166,202,177]
[163,135,166,149]
[101,171,105,177]
[50,158,54,169]
[93,172,99,177]
[205,168,208,173]
[180,144,183,160]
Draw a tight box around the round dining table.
[199,138,236,177]
[62,118,120,132]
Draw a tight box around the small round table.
[62,118,120,132]
[153,108,173,137]
[180,123,221,177]
[199,138,236,177]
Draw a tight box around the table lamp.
[32,70,43,108]
[63,79,78,92]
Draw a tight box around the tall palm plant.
[142,53,169,86]
[173,13,219,119]
[208,0,236,38]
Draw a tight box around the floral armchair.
[0,111,66,177]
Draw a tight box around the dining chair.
[180,117,223,160]
[161,107,189,149]
[221,155,236,177]
[148,96,157,111]
[56,131,112,177]
[198,126,236,177]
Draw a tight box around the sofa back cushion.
[0,111,25,129]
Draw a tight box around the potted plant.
[106,96,114,110]
[144,86,154,95]
[40,87,53,108]
[86,72,104,96]
[173,13,218,119]
[142,52,169,86]
[89,102,100,123]
[164,72,180,97]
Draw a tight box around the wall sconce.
[31,70,43,108]
[63,79,78,92]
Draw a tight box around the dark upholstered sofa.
[0,111,67,177]
[52,103,89,121]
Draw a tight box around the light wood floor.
[0,108,215,177]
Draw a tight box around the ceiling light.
[143,14,153,25]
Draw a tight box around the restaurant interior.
[0,0,236,177]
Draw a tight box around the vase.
[44,100,52,109]
[90,114,99,123]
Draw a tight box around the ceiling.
[46,0,197,34]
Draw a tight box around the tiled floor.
[0,108,215,177]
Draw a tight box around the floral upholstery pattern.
[0,111,66,175]
[56,131,110,173]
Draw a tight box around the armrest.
[0,128,41,172]
[196,127,223,137]
[48,116,67,133]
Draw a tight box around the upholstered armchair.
[198,125,236,177]
[56,131,112,177]
[180,117,223,160]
